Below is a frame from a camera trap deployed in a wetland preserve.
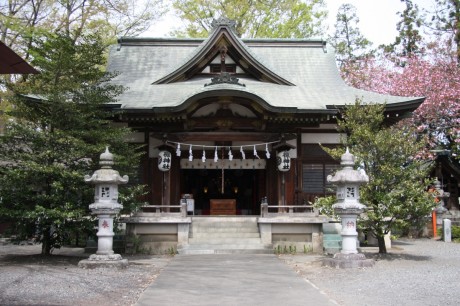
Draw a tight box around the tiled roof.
[107,28,423,112]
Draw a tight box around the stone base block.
[78,254,128,269]
[322,253,375,269]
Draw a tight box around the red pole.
[432,211,437,238]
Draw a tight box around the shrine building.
[108,18,423,254]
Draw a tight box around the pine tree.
[382,0,424,65]
[329,3,373,70]
[429,0,460,64]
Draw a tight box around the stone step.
[184,242,271,249]
[192,217,258,223]
[177,243,274,254]
[191,222,258,228]
[188,237,263,244]
[178,248,274,255]
[180,216,269,255]
[191,232,260,238]
[191,226,259,233]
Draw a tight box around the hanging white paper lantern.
[277,150,290,172]
[158,150,172,171]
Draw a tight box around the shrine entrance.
[180,168,265,215]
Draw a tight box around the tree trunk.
[377,234,387,254]
[41,227,52,255]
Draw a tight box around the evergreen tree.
[329,3,373,70]
[0,32,143,255]
[382,0,424,65]
[171,0,327,38]
[325,101,434,253]
[428,0,460,63]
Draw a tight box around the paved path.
[136,254,336,306]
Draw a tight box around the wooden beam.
[164,132,280,142]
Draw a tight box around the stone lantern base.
[322,253,374,269]
[78,254,129,269]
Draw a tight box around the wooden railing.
[138,203,187,217]
[260,203,318,217]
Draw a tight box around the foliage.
[328,3,373,70]
[171,0,327,38]
[336,2,459,162]
[425,0,460,63]
[344,47,460,159]
[324,100,435,253]
[0,0,167,130]
[381,0,424,60]
[312,195,338,220]
[119,184,149,215]
[0,32,142,255]
[437,225,460,239]
[273,244,307,255]
[0,0,166,55]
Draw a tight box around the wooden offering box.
[210,199,236,215]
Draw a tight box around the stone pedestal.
[78,254,129,269]
[322,253,375,268]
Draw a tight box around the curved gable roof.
[152,21,294,86]
[107,21,424,114]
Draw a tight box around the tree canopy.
[0,32,143,255]
[325,101,434,253]
[338,0,460,160]
[0,0,166,54]
[171,0,328,38]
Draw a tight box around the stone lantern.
[433,179,448,224]
[322,148,374,268]
[79,147,129,269]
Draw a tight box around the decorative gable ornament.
[204,72,246,87]
[211,17,237,32]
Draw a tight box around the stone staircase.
[177,216,273,255]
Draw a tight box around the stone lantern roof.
[327,148,369,184]
[84,147,129,184]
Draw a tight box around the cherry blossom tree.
[343,42,460,158]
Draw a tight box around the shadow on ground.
[361,251,432,262]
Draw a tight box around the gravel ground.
[280,238,460,306]
[0,244,172,306]
[1,238,459,306]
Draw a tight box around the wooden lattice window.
[210,64,236,73]
[302,163,340,194]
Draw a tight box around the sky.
[143,0,435,46]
